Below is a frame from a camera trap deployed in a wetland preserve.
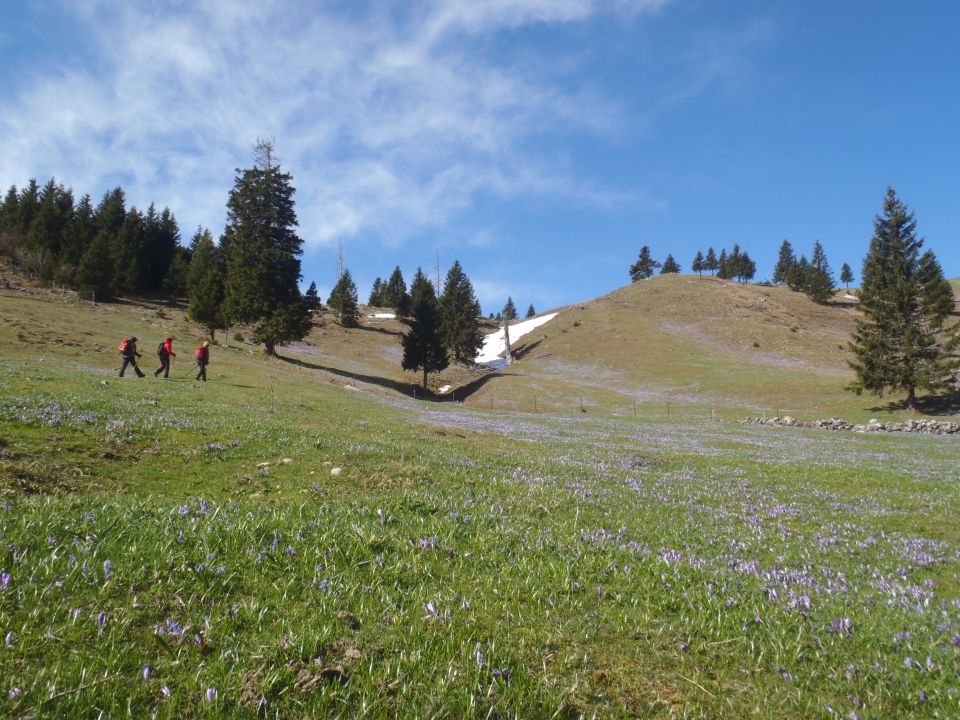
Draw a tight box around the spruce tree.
[0,185,18,234]
[848,188,958,408]
[222,140,311,355]
[738,252,757,282]
[502,296,518,322]
[187,230,226,339]
[328,269,359,327]
[692,251,705,277]
[113,208,144,295]
[304,281,320,310]
[661,254,681,274]
[439,260,483,364]
[368,277,385,306]
[26,178,72,281]
[526,304,536,318]
[402,268,448,388]
[629,246,659,281]
[163,247,192,297]
[787,255,808,291]
[716,249,728,279]
[384,267,408,308]
[705,247,718,275]
[75,230,116,299]
[840,263,854,289]
[804,241,835,304]
[16,179,40,238]
[61,194,96,272]
[773,240,796,285]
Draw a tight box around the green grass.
[1,290,960,717]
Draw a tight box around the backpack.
[157,341,166,356]
[195,346,206,361]
[118,338,129,353]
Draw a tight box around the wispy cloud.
[0,0,670,247]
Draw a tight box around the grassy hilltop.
[1,278,959,718]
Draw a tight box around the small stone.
[330,467,342,476]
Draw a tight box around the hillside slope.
[463,274,958,420]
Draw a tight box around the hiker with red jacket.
[118,337,145,378]
[195,341,210,381]
[154,336,176,378]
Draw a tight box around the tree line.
[0,179,183,298]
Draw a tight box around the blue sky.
[2,0,958,314]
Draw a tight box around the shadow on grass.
[356,324,404,338]
[454,370,518,401]
[275,354,446,401]
[868,392,960,416]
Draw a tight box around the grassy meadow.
[1,286,959,718]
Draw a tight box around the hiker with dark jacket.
[195,341,210,381]
[154,336,176,378]
[119,337,145,378]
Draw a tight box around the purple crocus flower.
[143,665,152,681]
[5,631,13,647]
[205,688,217,703]
[97,612,107,633]
[8,688,21,700]
[0,572,10,591]
[103,560,112,579]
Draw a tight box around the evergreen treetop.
[629,245,659,281]
[439,260,483,364]
[661,254,681,274]
[773,240,796,285]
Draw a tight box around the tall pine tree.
[402,268,448,389]
[840,263,854,289]
[328,269,360,327]
[848,188,958,408]
[773,240,796,285]
[222,140,310,355]
[692,250,705,277]
[704,247,718,275]
[439,260,483,364]
[804,241,835,304]
[502,296,518,321]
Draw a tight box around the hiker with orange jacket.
[195,341,210,381]
[154,336,176,378]
[118,337,145,378]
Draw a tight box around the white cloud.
[0,0,671,246]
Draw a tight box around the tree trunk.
[264,340,275,356]
[906,385,917,411]
[423,367,428,389]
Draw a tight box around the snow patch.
[843,294,858,301]
[438,384,452,394]
[476,313,558,367]
[368,312,396,319]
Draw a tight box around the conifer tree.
[75,230,116,299]
[629,246,659,281]
[26,178,72,280]
[716,249,728,279]
[113,208,144,295]
[502,296,518,321]
[187,230,226,339]
[16,179,40,237]
[0,185,18,234]
[705,247,718,275]
[439,260,483,363]
[773,240,796,285]
[526,304,536,318]
[840,263,854,289]
[304,281,320,310]
[368,277,385,306]
[402,267,448,388]
[692,251,705,277]
[495,312,502,322]
[738,252,757,282]
[163,247,192,297]
[661,254,681,274]
[61,194,96,272]
[328,269,359,327]
[804,241,835,304]
[383,267,408,309]
[848,188,958,408]
[222,140,311,355]
[787,255,808,291]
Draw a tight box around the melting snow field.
[475,313,558,369]
[368,312,396,319]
